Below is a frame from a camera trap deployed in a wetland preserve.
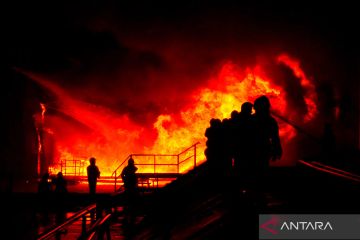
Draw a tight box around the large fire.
[29,53,317,176]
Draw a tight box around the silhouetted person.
[321,123,336,165]
[252,96,282,183]
[240,101,253,116]
[121,158,139,227]
[87,157,100,195]
[38,172,52,224]
[121,158,138,191]
[233,102,254,181]
[54,172,67,232]
[54,172,67,194]
[221,117,235,177]
[228,110,240,160]
[38,172,51,196]
[205,118,224,176]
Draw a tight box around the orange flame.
[35,103,46,176]
[28,53,317,176]
[40,103,46,123]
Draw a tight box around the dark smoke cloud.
[1,0,359,178]
[3,1,359,129]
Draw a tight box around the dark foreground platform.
[3,160,360,239]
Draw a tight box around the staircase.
[112,142,200,191]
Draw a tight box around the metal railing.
[298,160,360,183]
[83,214,112,240]
[60,158,86,176]
[112,142,200,191]
[37,204,97,240]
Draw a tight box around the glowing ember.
[28,53,318,176]
[40,103,46,122]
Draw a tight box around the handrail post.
[114,170,117,192]
[82,214,87,236]
[177,155,180,174]
[105,222,111,240]
[91,208,96,223]
[194,144,197,169]
[154,155,156,174]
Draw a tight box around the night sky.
[1,1,359,179]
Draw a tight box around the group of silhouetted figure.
[38,157,101,196]
[37,171,68,226]
[35,95,282,234]
[38,171,68,196]
[37,156,101,224]
[205,95,282,189]
[37,158,101,227]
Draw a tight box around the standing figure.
[37,172,52,224]
[38,172,52,195]
[121,158,138,193]
[87,157,100,195]
[233,102,254,180]
[54,172,67,226]
[205,118,225,176]
[121,158,138,226]
[54,172,67,194]
[252,96,282,177]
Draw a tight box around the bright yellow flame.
[28,54,318,177]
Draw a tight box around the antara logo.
[280,221,333,231]
[260,216,280,234]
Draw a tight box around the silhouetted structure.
[87,157,100,195]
